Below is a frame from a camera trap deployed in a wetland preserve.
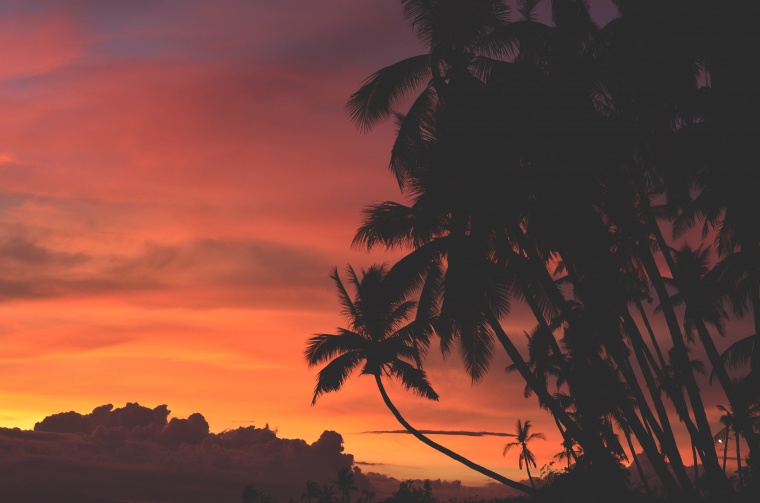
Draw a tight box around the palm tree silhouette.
[306,264,533,494]
[716,404,743,488]
[503,419,545,489]
[303,481,321,503]
[334,467,357,503]
[339,1,760,499]
[553,436,580,469]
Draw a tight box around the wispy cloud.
[362,430,516,437]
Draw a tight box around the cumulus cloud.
[1,402,363,503]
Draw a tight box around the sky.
[0,0,743,492]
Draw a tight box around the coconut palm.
[554,436,580,469]
[342,0,756,498]
[716,404,744,488]
[303,481,321,503]
[503,419,546,489]
[306,264,533,494]
[334,467,357,503]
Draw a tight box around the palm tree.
[503,419,546,489]
[306,264,534,494]
[714,398,760,489]
[716,404,743,488]
[303,481,321,503]
[334,467,357,503]
[554,436,580,469]
[343,1,756,499]
[360,489,375,503]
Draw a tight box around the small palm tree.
[307,265,533,494]
[334,467,357,503]
[553,436,580,469]
[503,419,546,489]
[303,481,321,503]
[360,489,375,503]
[714,403,750,489]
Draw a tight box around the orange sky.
[0,0,743,487]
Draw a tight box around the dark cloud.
[1,402,363,503]
[1,402,526,503]
[0,228,89,267]
[0,221,334,309]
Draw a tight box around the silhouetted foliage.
[310,0,760,501]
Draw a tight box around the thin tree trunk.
[373,375,534,494]
[723,430,729,472]
[737,432,743,489]
[641,200,760,464]
[634,299,667,370]
[624,428,653,498]
[524,455,536,490]
[748,248,760,376]
[485,313,606,460]
[612,345,693,493]
[636,243,729,492]
[486,313,657,496]
[620,310,694,492]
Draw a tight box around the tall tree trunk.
[620,310,694,491]
[634,299,667,370]
[524,452,536,490]
[624,428,653,498]
[486,313,658,497]
[737,432,743,489]
[641,200,760,463]
[636,243,730,493]
[486,313,609,461]
[723,430,730,472]
[373,375,534,494]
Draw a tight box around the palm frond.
[516,0,541,22]
[389,359,439,401]
[385,300,418,334]
[390,86,438,189]
[457,318,495,382]
[312,352,363,405]
[305,330,365,366]
[715,335,755,375]
[353,202,420,251]
[346,54,431,132]
[526,432,546,442]
[331,267,359,323]
[503,441,519,456]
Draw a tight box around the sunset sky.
[0,0,738,488]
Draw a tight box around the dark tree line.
[307,1,760,501]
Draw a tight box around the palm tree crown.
[503,419,546,488]
[306,264,437,405]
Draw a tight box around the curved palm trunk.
[373,375,534,495]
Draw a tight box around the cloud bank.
[0,402,358,503]
[0,402,522,503]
